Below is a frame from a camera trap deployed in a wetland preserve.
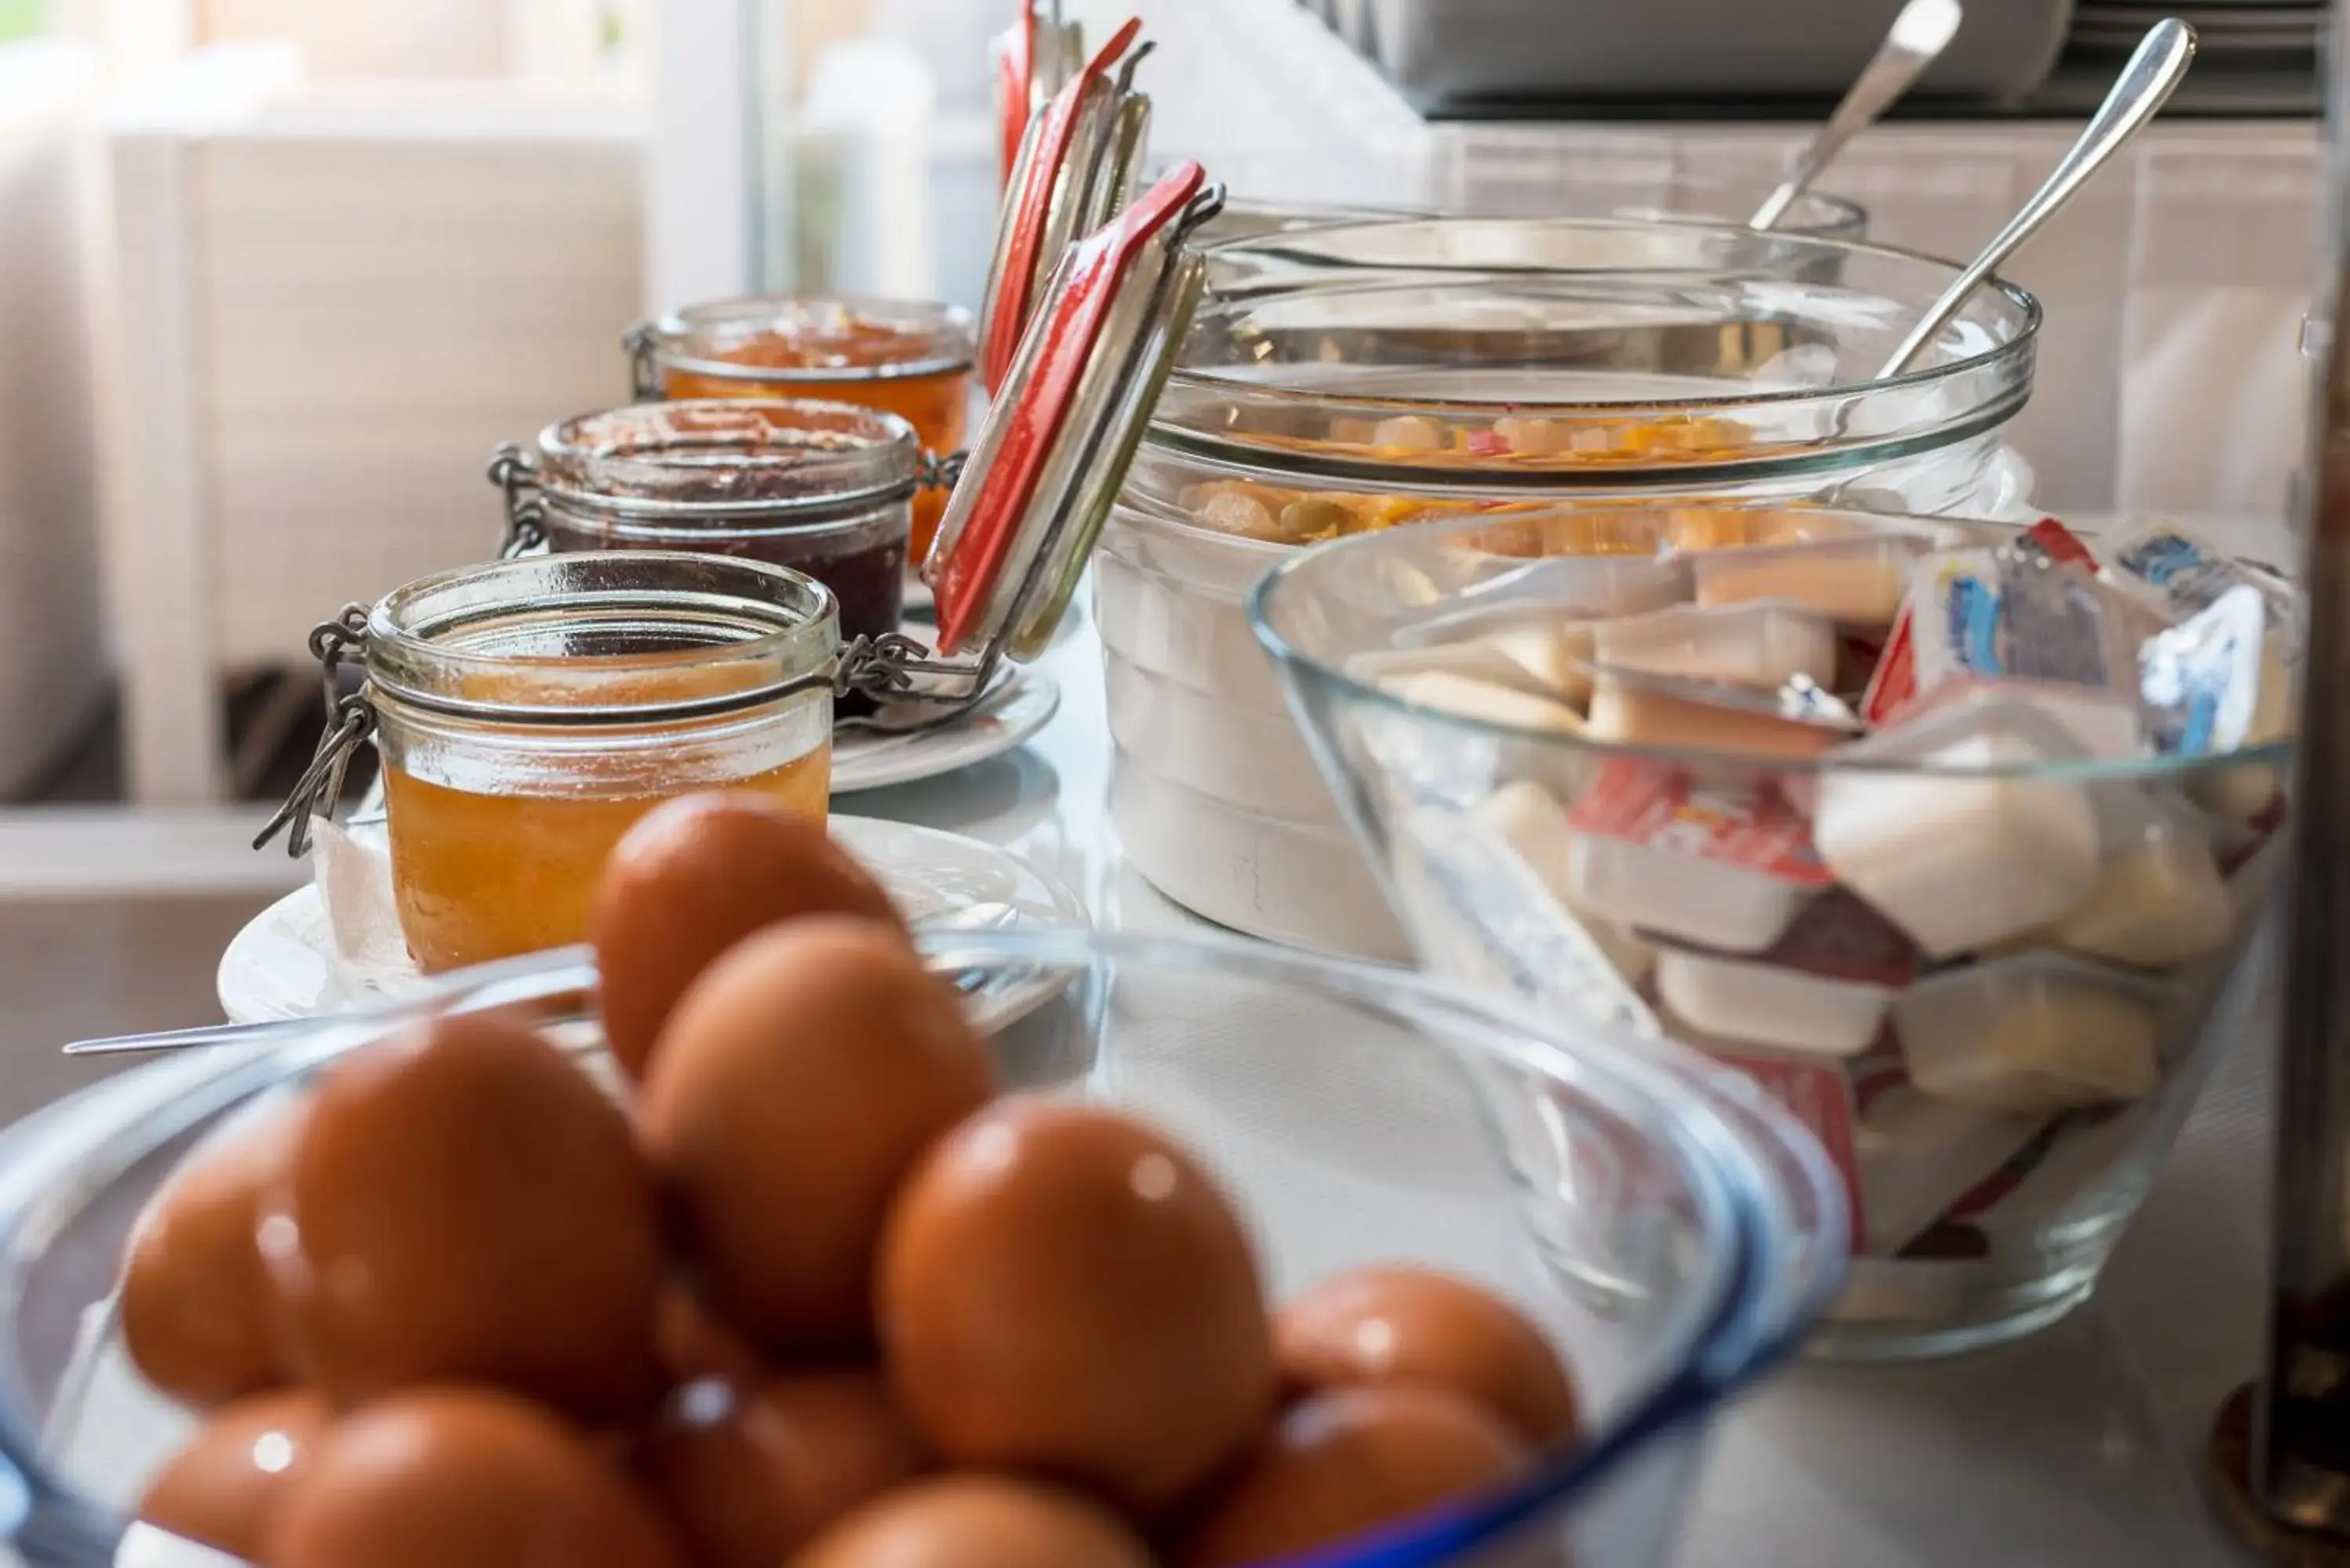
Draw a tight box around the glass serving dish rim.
[644,291,978,384]
[0,927,1846,1568]
[1159,215,2042,417]
[533,397,923,520]
[1137,399,2032,496]
[1244,508,2296,784]
[365,551,842,724]
[1188,186,1871,239]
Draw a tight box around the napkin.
[309,817,423,990]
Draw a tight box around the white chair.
[0,41,108,800]
[95,45,646,803]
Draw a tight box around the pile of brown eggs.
[124,793,1582,1568]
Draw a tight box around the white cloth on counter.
[307,816,414,990]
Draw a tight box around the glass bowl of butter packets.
[1251,505,2297,1358]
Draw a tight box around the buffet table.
[855,591,2273,1568]
[0,563,2279,1568]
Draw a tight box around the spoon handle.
[60,906,1029,1057]
[63,1017,317,1057]
[1874,17,2196,380]
[1748,0,1964,231]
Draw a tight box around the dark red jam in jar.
[530,399,913,650]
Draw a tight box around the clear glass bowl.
[1097,216,2038,958]
[1247,510,2292,1359]
[1173,157,1873,244]
[1158,219,2035,516]
[1198,186,1869,247]
[0,930,1841,1568]
[1466,176,1871,245]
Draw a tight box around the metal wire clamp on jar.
[250,552,851,971]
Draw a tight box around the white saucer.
[832,666,1059,794]
[216,816,1090,1036]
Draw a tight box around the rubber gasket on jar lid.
[934,162,1205,655]
[982,17,1141,394]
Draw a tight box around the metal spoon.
[1873,17,2196,378]
[61,901,1032,1057]
[63,1014,318,1059]
[1748,0,1965,232]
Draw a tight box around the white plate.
[215,815,1090,1036]
[832,666,1059,793]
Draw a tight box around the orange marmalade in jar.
[363,553,837,971]
[629,296,973,568]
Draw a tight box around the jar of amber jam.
[363,552,837,972]
[627,296,974,566]
[502,399,914,649]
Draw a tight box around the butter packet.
[2140,583,2268,758]
[1896,548,2145,756]
[2100,517,2301,648]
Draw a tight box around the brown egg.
[139,1389,331,1559]
[636,1369,922,1568]
[790,1475,1153,1568]
[591,793,908,1079]
[121,1102,300,1407]
[654,1283,767,1386]
[1274,1266,1581,1447]
[640,918,992,1352]
[266,1387,682,1568]
[877,1100,1274,1514]
[269,1013,663,1417]
[1180,1385,1533,1568]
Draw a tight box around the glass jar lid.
[627,295,974,396]
[979,17,1152,392]
[256,554,843,857]
[531,399,922,520]
[366,551,841,725]
[995,0,1084,189]
[928,161,1224,657]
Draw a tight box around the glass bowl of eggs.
[0,797,1840,1568]
[1249,505,2298,1358]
